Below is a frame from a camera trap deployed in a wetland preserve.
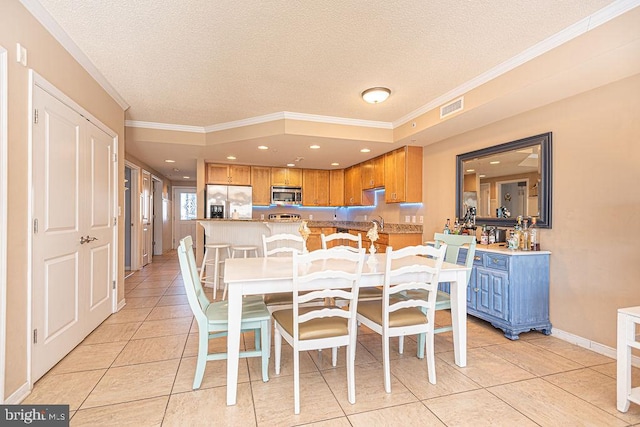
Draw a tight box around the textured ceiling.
[32,0,640,180]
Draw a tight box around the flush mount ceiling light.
[361,87,391,104]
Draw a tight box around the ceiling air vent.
[440,96,464,119]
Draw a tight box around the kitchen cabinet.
[384,146,422,203]
[460,249,552,340]
[307,227,336,251]
[271,167,302,186]
[344,164,373,206]
[350,230,421,253]
[361,155,385,190]
[329,169,345,206]
[206,164,251,185]
[302,169,330,206]
[251,166,272,206]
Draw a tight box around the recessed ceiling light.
[165,159,175,163]
[287,163,295,167]
[183,176,190,179]
[361,87,391,104]
[490,161,500,165]
[172,168,179,172]
[479,174,486,178]
[310,145,320,149]
[466,169,475,173]
[227,155,236,160]
[331,162,339,166]
[258,145,269,150]
[360,148,371,153]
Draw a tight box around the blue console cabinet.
[459,248,552,340]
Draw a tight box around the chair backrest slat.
[177,236,210,323]
[263,233,305,257]
[433,233,477,285]
[321,232,362,252]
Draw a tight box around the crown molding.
[281,111,393,129]
[125,120,206,133]
[19,0,129,111]
[392,0,640,128]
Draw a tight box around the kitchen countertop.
[197,218,423,234]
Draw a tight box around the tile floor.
[24,251,640,426]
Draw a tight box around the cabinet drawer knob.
[474,256,481,261]
[474,288,479,292]
[492,258,500,264]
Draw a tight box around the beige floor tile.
[82,322,141,345]
[348,402,444,427]
[357,332,420,362]
[591,361,640,382]
[70,395,168,426]
[81,359,179,409]
[172,356,251,393]
[184,333,247,358]
[112,334,187,366]
[302,417,352,427]
[466,321,515,347]
[135,279,174,288]
[424,388,537,426]
[122,296,162,309]
[438,347,535,387]
[156,294,189,306]
[146,304,193,321]
[102,307,152,324]
[23,369,106,411]
[247,344,318,381]
[489,377,628,426]
[483,340,582,376]
[252,372,345,426]
[323,362,418,415]
[527,336,615,366]
[311,342,378,370]
[390,354,480,400]
[163,285,187,296]
[545,367,640,424]
[50,341,127,374]
[131,317,193,339]
[125,287,168,298]
[163,384,256,427]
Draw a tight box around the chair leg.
[416,332,425,359]
[347,344,356,404]
[212,248,220,300]
[331,346,338,367]
[254,328,260,350]
[294,345,301,415]
[193,329,209,389]
[383,334,391,394]
[261,320,270,382]
[398,336,404,354]
[426,332,436,385]
[274,325,282,375]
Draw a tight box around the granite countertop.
[197,219,422,234]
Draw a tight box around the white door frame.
[27,70,119,387]
[0,45,8,403]
[152,175,163,256]
[125,161,140,271]
[172,186,197,249]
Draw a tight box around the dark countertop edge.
[196,219,423,234]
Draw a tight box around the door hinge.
[33,218,38,234]
[113,153,117,162]
[113,217,117,226]
[33,329,38,344]
[112,280,116,290]
[34,109,38,124]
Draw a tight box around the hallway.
[23,251,640,426]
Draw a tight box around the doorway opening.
[152,176,164,256]
[124,162,140,273]
[173,186,197,250]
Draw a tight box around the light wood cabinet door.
[206,164,251,185]
[302,169,329,206]
[384,146,422,203]
[251,166,271,206]
[362,155,385,189]
[307,227,335,251]
[345,164,373,206]
[271,167,302,186]
[329,169,344,206]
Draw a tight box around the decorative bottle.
[488,227,496,244]
[480,225,489,245]
[514,216,523,250]
[443,219,451,234]
[521,218,529,251]
[453,217,461,235]
[530,217,540,251]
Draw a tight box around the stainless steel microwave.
[271,186,302,205]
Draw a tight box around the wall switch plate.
[364,215,367,221]
[309,214,313,220]
[260,214,264,220]
[16,43,27,66]
[419,216,424,223]
[412,215,416,223]
[405,215,410,223]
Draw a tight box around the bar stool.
[617,306,640,412]
[200,243,231,300]
[221,245,259,300]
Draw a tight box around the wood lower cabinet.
[329,169,344,206]
[271,167,302,186]
[350,230,422,253]
[251,166,271,206]
[302,169,329,206]
[384,146,422,203]
[307,227,336,251]
[206,164,251,185]
[460,249,552,340]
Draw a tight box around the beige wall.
[423,73,640,348]
[1,2,125,398]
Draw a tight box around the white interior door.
[141,170,151,266]
[31,85,115,381]
[173,187,197,249]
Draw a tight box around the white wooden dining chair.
[356,244,447,392]
[272,248,365,414]
[321,232,362,252]
[177,236,271,389]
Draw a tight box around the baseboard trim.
[117,299,126,311]
[4,381,30,404]
[552,327,640,367]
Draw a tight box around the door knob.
[80,235,98,244]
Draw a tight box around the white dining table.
[223,253,470,405]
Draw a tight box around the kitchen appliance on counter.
[268,213,301,222]
[205,184,252,219]
[271,186,302,206]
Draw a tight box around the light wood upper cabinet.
[329,169,344,206]
[251,166,272,206]
[384,146,422,203]
[302,169,329,206]
[344,164,373,206]
[361,155,385,189]
[206,164,251,185]
[271,167,302,186]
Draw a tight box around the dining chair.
[356,244,447,392]
[400,233,477,358]
[177,236,271,389]
[321,232,361,252]
[272,247,365,414]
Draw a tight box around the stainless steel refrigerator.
[205,185,253,219]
